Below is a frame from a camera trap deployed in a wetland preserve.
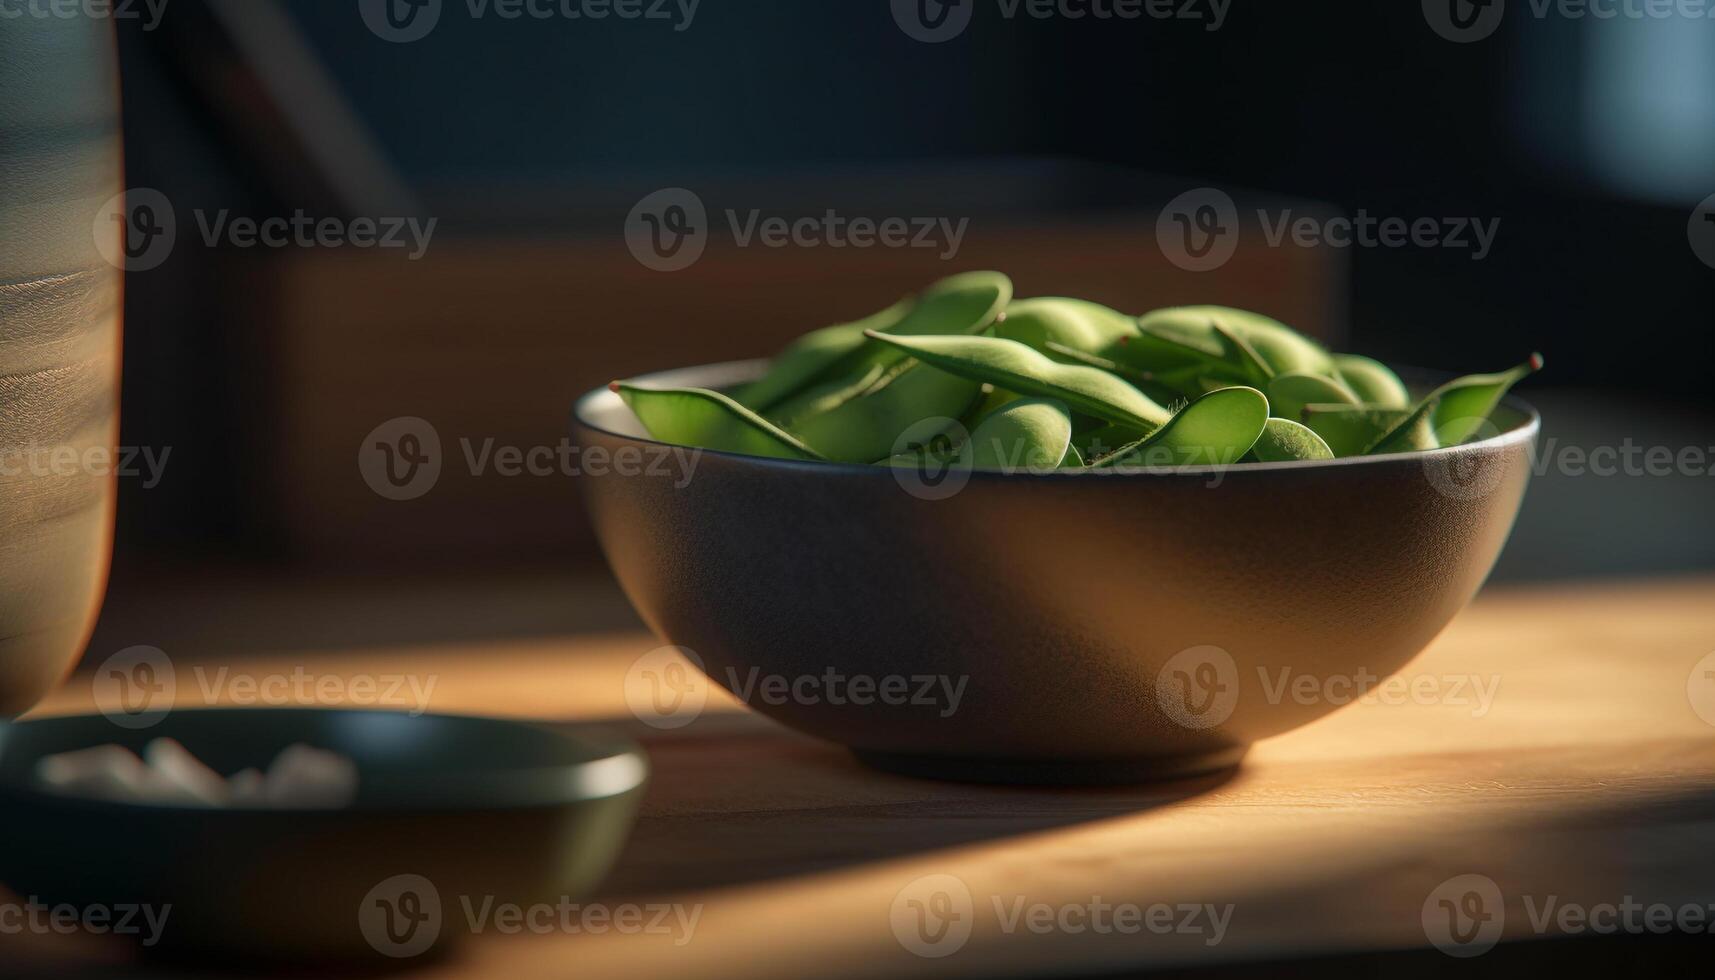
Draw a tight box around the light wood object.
[0,15,121,715]
[9,573,1714,976]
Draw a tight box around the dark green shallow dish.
[0,709,647,963]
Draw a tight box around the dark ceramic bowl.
[0,709,647,962]
[574,360,1539,784]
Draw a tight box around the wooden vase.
[0,14,123,715]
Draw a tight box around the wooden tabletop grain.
[7,573,1715,978]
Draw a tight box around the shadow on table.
[577,713,1238,899]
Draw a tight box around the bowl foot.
[851,746,1249,785]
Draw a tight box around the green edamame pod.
[1043,342,1187,408]
[734,302,908,412]
[1266,372,1359,421]
[1249,418,1335,462]
[764,362,890,427]
[996,298,1136,360]
[1209,321,1277,385]
[1332,354,1411,409]
[1105,319,1275,397]
[864,331,1171,431]
[1366,398,1442,455]
[1094,386,1269,469]
[1131,306,1334,379]
[1106,325,1242,392]
[1042,342,1147,382]
[964,398,1073,472]
[966,384,1021,428]
[1427,353,1544,446]
[1075,422,1152,464]
[877,427,962,469]
[1299,403,1413,458]
[614,383,825,461]
[737,271,1011,413]
[792,361,983,463]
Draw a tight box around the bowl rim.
[573,358,1543,477]
[0,708,650,816]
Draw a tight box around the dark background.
[109,0,1715,581]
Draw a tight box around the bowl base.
[852,746,1249,785]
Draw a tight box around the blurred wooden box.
[253,178,1346,565]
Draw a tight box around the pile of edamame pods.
[613,271,1542,471]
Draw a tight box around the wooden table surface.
[8,572,1715,978]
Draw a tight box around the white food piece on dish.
[264,744,360,808]
[143,738,231,805]
[35,744,154,803]
[226,768,268,806]
[35,742,359,809]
